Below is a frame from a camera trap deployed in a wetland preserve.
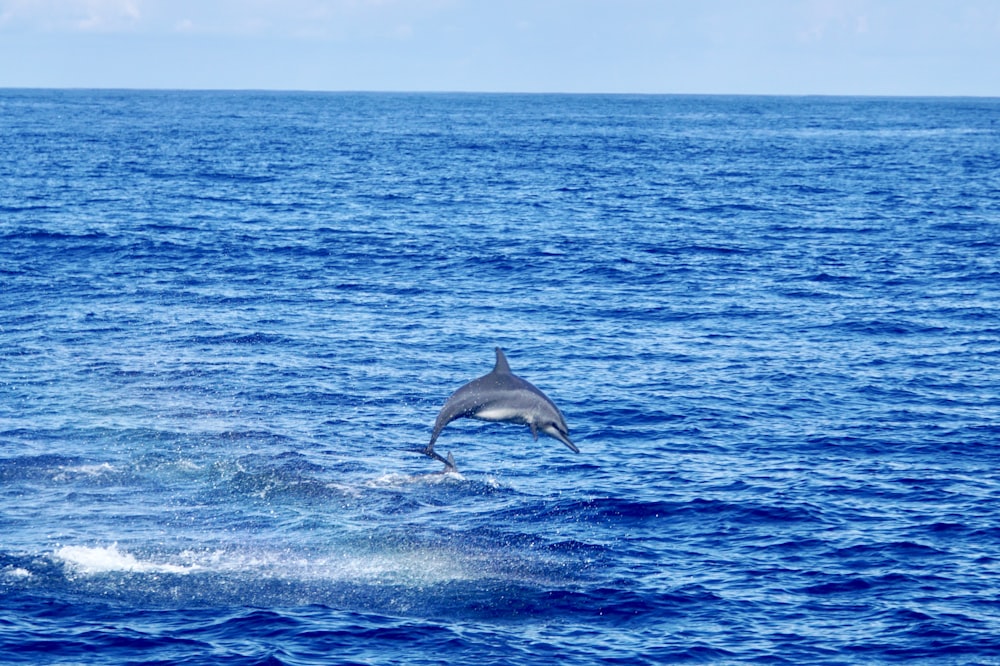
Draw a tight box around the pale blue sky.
[2,0,998,95]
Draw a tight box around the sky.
[1,0,999,95]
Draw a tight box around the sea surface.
[2,90,999,664]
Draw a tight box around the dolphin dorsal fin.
[493,347,512,374]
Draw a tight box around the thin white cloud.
[0,0,457,36]
[796,0,872,43]
[0,0,141,31]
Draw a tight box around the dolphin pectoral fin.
[530,423,539,440]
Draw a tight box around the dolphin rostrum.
[423,347,578,471]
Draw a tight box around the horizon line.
[2,86,998,100]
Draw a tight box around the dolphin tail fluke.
[424,444,458,473]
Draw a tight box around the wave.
[56,544,202,576]
[186,332,293,346]
[0,454,129,485]
[0,228,111,241]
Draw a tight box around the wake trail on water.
[18,530,605,619]
[51,543,475,585]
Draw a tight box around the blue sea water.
[1,89,999,664]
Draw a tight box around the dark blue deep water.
[2,90,1000,664]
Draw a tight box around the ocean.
[1,90,999,664]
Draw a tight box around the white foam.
[320,550,470,584]
[2,566,32,579]
[52,462,117,481]
[366,470,466,488]
[214,547,470,584]
[52,543,471,585]
[55,544,202,576]
[323,481,363,498]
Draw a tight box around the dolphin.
[423,347,578,471]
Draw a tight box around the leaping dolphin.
[423,347,578,471]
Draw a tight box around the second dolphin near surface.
[423,347,578,472]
